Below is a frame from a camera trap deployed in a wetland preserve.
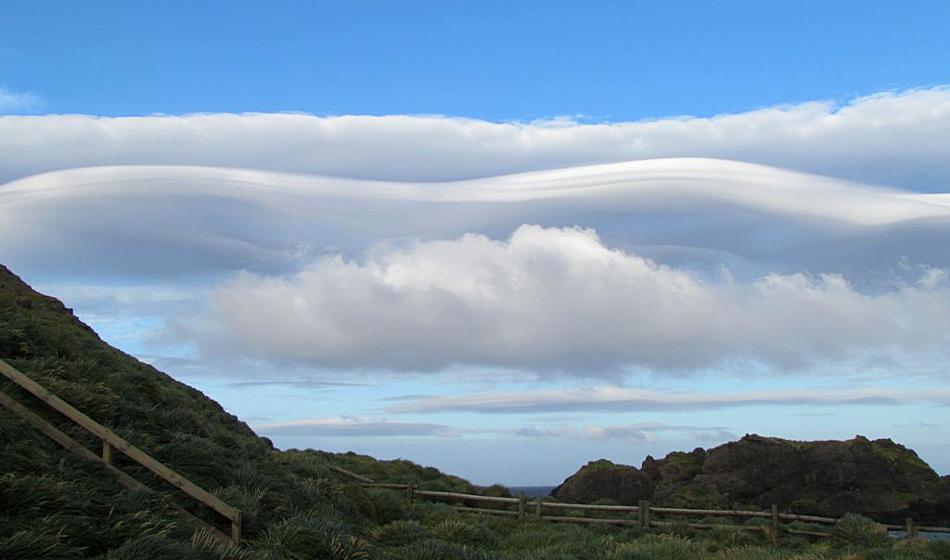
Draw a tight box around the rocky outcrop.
[552,435,950,524]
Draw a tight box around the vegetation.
[1,264,948,559]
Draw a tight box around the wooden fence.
[0,359,242,543]
[333,468,950,541]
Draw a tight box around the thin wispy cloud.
[254,416,457,438]
[388,387,950,415]
[0,87,40,113]
[517,422,734,443]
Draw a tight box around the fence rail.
[339,470,950,540]
[0,359,242,543]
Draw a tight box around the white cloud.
[0,87,949,189]
[516,422,734,443]
[188,224,950,374]
[389,386,950,414]
[254,416,456,437]
[4,159,950,282]
[0,87,39,113]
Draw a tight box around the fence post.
[536,497,542,518]
[770,504,779,545]
[230,512,242,544]
[102,440,112,466]
[518,492,526,518]
[906,518,918,539]
[639,500,650,528]
[406,483,415,505]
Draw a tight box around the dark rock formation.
[552,434,950,524]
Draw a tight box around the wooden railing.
[334,469,950,541]
[0,359,242,543]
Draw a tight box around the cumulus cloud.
[190,224,950,374]
[389,386,950,414]
[254,416,456,437]
[1,87,949,189]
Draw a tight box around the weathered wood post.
[102,440,113,466]
[906,517,918,539]
[770,504,779,545]
[518,492,526,518]
[639,500,650,528]
[406,483,415,505]
[535,497,543,518]
[231,511,242,544]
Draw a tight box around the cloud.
[254,416,456,437]
[187,224,950,374]
[1,87,949,189]
[0,87,39,113]
[3,158,950,283]
[516,422,734,443]
[389,386,950,414]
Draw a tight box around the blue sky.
[2,2,950,485]
[3,1,950,119]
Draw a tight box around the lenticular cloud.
[193,225,950,374]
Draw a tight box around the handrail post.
[906,518,917,539]
[639,500,650,528]
[770,504,779,545]
[102,440,113,466]
[536,497,542,517]
[518,492,526,518]
[231,512,242,544]
[406,483,415,505]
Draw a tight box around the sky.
[2,2,950,485]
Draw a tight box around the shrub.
[386,538,494,560]
[431,518,496,547]
[98,534,195,560]
[712,545,788,560]
[345,488,407,525]
[831,514,891,548]
[0,528,81,560]
[369,520,435,547]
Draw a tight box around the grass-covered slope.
[0,264,471,559]
[2,264,949,560]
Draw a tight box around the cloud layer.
[517,422,734,443]
[3,159,949,282]
[390,386,950,414]
[254,417,455,438]
[1,87,949,189]
[192,224,950,374]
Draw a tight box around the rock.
[551,459,653,505]
[552,435,950,524]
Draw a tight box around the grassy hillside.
[1,264,948,560]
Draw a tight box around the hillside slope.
[0,264,473,559]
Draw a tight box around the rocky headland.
[552,434,950,524]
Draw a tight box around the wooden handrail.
[414,489,520,504]
[651,506,770,518]
[329,465,375,483]
[542,501,640,512]
[0,389,231,541]
[0,359,242,543]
